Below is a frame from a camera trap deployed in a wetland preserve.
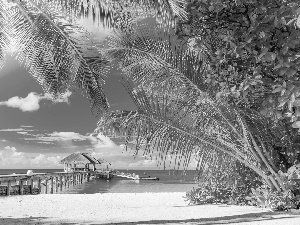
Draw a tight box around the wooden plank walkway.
[0,171,113,196]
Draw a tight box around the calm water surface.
[0,169,198,194]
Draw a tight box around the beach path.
[0,192,299,224]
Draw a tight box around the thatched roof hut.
[61,153,99,165]
[97,158,111,166]
[60,153,110,172]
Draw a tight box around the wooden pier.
[0,170,113,196]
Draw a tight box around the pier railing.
[0,170,113,196]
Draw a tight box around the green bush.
[245,185,300,210]
[185,162,300,210]
[185,161,262,205]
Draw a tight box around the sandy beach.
[0,192,299,225]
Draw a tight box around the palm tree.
[0,0,295,193]
[95,20,292,192]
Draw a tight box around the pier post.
[60,175,63,191]
[55,176,58,192]
[50,177,54,194]
[80,174,83,184]
[7,180,11,196]
[30,179,34,194]
[20,180,24,195]
[72,174,75,186]
[45,179,48,194]
[38,178,41,194]
[87,173,90,182]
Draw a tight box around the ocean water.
[0,169,199,194]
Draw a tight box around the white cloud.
[0,146,61,168]
[20,125,34,128]
[0,128,26,132]
[48,132,87,141]
[31,154,61,166]
[128,160,157,167]
[1,139,7,142]
[0,146,30,166]
[94,133,117,148]
[0,128,35,137]
[42,90,72,104]
[0,90,72,112]
[36,142,54,145]
[0,92,41,112]
[25,132,87,142]
[24,132,118,150]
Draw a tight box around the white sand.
[0,192,299,224]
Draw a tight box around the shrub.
[185,163,300,210]
[185,161,262,205]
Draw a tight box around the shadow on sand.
[1,211,299,225]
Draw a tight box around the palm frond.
[43,0,187,31]
[97,84,263,173]
[100,23,248,145]
[9,0,109,115]
[100,23,200,97]
[96,23,271,173]
[0,1,11,69]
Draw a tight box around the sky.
[0,17,163,170]
[0,15,198,171]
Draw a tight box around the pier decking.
[0,170,113,196]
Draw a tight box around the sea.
[0,169,199,194]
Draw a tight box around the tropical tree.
[95,0,300,195]
[1,0,300,198]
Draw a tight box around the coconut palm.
[0,0,295,192]
[95,20,294,192]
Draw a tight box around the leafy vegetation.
[1,0,300,210]
[185,161,263,205]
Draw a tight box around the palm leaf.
[100,23,246,147]
[8,0,109,115]
[100,23,200,97]
[96,23,270,173]
[0,1,11,69]
[43,0,187,31]
[98,84,263,173]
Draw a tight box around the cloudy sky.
[0,18,162,170]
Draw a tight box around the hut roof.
[60,153,100,165]
[97,158,111,165]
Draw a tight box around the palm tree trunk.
[249,133,286,192]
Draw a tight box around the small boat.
[139,177,159,180]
